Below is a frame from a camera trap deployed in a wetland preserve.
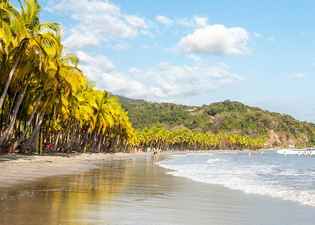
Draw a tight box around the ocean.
[158,150,315,207]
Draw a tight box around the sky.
[33,0,315,122]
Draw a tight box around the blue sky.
[35,0,315,121]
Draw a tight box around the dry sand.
[0,153,146,188]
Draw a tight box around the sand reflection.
[0,160,132,225]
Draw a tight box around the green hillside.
[119,97,315,147]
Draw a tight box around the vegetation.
[0,0,134,154]
[130,126,266,151]
[1,0,311,155]
[120,97,315,147]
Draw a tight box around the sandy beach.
[0,153,146,188]
[0,152,314,225]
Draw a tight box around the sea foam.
[158,152,315,207]
[277,149,315,156]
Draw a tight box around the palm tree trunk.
[21,95,49,152]
[96,135,104,153]
[53,133,61,152]
[28,113,44,145]
[0,54,22,110]
[27,93,44,126]
[0,84,28,144]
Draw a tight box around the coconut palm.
[0,0,135,154]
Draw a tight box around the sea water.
[158,150,315,207]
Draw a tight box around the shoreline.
[0,152,147,188]
[0,148,306,189]
[0,148,282,188]
[0,150,226,188]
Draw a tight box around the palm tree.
[0,0,136,154]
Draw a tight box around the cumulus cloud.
[155,15,173,25]
[179,24,250,55]
[49,0,148,49]
[77,51,242,102]
[46,2,247,103]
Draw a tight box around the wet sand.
[0,153,314,225]
[0,153,145,188]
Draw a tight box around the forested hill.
[119,96,315,147]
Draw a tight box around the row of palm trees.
[130,126,266,151]
[0,0,265,154]
[0,0,135,154]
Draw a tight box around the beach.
[0,153,145,188]
[0,152,315,225]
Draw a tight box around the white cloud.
[77,51,242,102]
[76,51,115,73]
[125,15,147,29]
[155,16,173,25]
[290,73,306,80]
[194,16,208,27]
[63,30,102,49]
[179,24,250,55]
[176,16,208,28]
[50,0,148,49]
[128,67,142,74]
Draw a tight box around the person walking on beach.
[152,149,159,161]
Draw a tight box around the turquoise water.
[159,150,315,207]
